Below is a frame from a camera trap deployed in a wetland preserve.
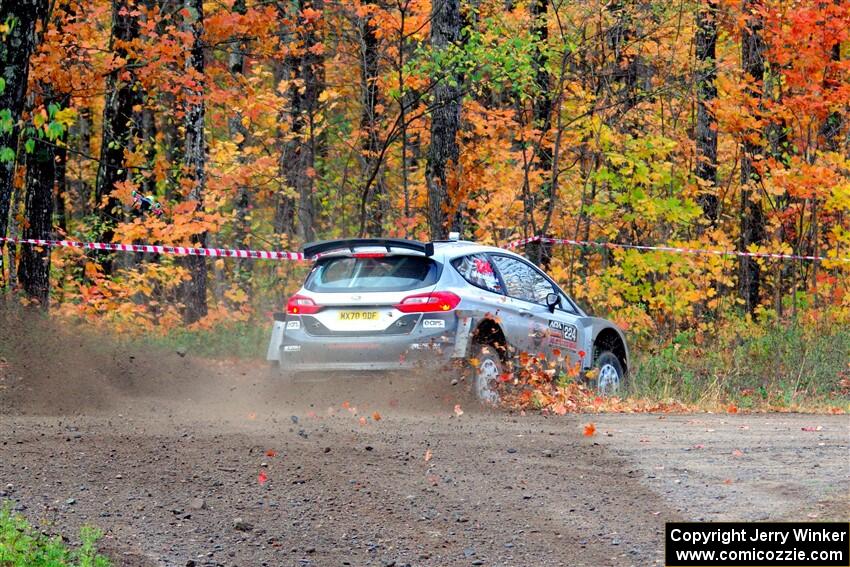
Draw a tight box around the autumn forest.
[1,0,848,355]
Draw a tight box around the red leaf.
[583,423,596,437]
[257,470,268,485]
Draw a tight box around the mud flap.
[451,314,474,359]
[267,320,286,362]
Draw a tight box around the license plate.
[338,311,379,321]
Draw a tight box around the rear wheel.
[594,351,625,395]
[470,343,502,404]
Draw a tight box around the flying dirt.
[1,311,847,567]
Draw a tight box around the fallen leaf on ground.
[801,426,823,432]
[732,449,744,457]
[358,416,367,426]
[265,449,277,457]
[454,404,464,417]
[583,423,596,437]
[424,449,433,462]
[258,470,268,485]
[372,411,382,421]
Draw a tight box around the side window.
[491,255,554,305]
[452,254,502,294]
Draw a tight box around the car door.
[545,289,585,368]
[488,254,556,358]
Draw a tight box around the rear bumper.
[270,312,470,373]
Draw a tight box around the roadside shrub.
[0,503,110,567]
[631,311,850,410]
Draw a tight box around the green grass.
[630,315,850,410]
[128,319,270,359]
[0,504,110,567]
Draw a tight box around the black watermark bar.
[666,522,849,567]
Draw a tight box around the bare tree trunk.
[525,0,553,265]
[695,0,719,225]
[18,133,56,306]
[359,1,384,236]
[179,0,208,323]
[426,0,462,240]
[227,0,252,298]
[0,0,48,287]
[277,0,323,243]
[272,52,295,239]
[738,0,766,312]
[94,0,141,273]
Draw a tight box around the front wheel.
[594,351,625,396]
[470,343,502,404]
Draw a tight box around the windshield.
[304,255,440,293]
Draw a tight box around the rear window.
[305,255,440,292]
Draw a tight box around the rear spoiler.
[303,238,435,258]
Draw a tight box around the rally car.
[267,236,629,401]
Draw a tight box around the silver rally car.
[267,236,629,401]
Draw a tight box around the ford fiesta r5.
[267,237,629,402]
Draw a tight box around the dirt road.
[1,315,848,566]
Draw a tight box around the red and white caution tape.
[2,235,848,263]
[0,236,305,261]
[505,235,850,263]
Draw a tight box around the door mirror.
[546,292,560,313]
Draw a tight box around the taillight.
[395,291,460,313]
[286,294,322,315]
[352,252,386,258]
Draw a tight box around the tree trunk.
[359,1,384,236]
[297,0,323,243]
[272,58,295,239]
[426,0,462,240]
[227,0,251,298]
[179,0,207,323]
[18,134,55,306]
[525,0,553,265]
[695,0,719,226]
[0,0,47,286]
[94,0,141,273]
[277,0,323,243]
[738,0,766,312]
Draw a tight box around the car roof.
[431,240,524,260]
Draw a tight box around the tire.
[470,343,503,404]
[594,351,625,396]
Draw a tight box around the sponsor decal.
[548,320,579,350]
[283,345,301,352]
[286,320,301,330]
[422,319,446,329]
